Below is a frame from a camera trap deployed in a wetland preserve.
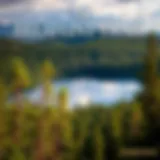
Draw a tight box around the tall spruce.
[0,39,21,83]
[93,126,104,160]
[142,34,160,148]
[41,59,56,106]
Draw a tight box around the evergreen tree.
[58,88,69,111]
[111,106,123,145]
[0,78,7,106]
[141,33,160,147]
[0,39,20,80]
[72,110,91,160]
[33,113,46,160]
[10,57,31,157]
[93,126,104,160]
[0,79,8,159]
[11,57,31,107]
[41,59,56,106]
[129,102,146,145]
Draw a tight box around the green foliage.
[141,33,160,145]
[112,106,123,140]
[0,37,152,80]
[0,35,159,159]
[10,147,26,160]
[11,57,31,89]
[58,88,69,111]
[41,59,56,81]
[0,39,20,79]
[0,102,156,159]
[0,78,8,105]
[93,126,104,160]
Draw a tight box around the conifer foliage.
[0,34,159,159]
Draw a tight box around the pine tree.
[33,113,46,160]
[34,59,56,159]
[50,88,71,160]
[58,88,69,111]
[10,57,31,155]
[142,33,160,148]
[144,34,158,99]
[58,88,73,160]
[11,57,31,107]
[111,107,123,144]
[0,78,8,159]
[72,110,91,160]
[41,59,56,106]
[0,39,20,80]
[93,126,104,160]
[0,78,7,106]
[129,102,146,145]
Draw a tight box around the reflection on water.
[28,78,143,107]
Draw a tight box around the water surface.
[28,78,142,108]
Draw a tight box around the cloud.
[0,0,140,16]
[115,0,139,3]
[0,0,27,6]
[0,0,160,35]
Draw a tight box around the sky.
[0,0,159,37]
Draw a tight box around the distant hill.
[19,36,149,79]
[0,35,158,80]
[14,30,142,44]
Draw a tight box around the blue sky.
[0,0,159,37]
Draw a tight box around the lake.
[27,78,143,108]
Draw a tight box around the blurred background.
[0,0,160,160]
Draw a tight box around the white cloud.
[1,0,160,34]
[0,0,149,19]
[19,0,159,20]
[27,0,141,20]
[31,0,69,11]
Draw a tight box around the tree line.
[0,36,152,79]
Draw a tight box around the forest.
[0,34,159,160]
[0,35,158,79]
